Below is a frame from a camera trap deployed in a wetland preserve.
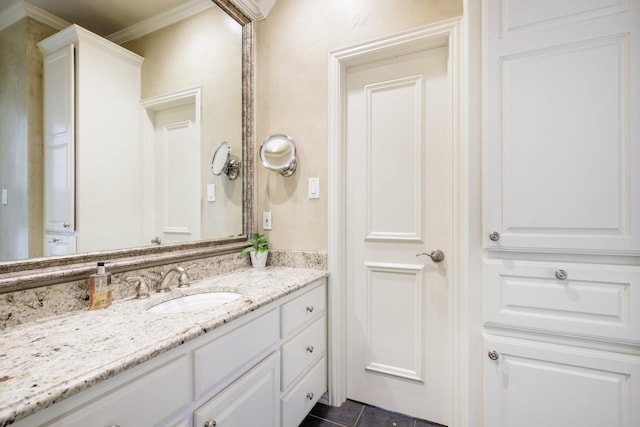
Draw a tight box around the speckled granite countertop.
[0,267,328,426]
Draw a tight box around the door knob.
[416,250,445,263]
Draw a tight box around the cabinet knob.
[555,269,568,280]
[488,350,499,361]
[489,231,500,241]
[306,305,314,313]
[204,421,217,427]
[63,222,70,228]
[306,345,314,353]
[306,392,314,400]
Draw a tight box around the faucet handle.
[125,276,150,299]
[176,264,196,288]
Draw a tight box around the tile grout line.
[307,413,350,427]
[352,404,366,427]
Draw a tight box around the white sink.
[148,292,242,314]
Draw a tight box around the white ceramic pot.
[250,250,268,268]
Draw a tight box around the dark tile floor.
[300,399,446,427]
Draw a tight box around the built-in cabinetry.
[482,1,640,425]
[12,279,326,427]
[38,25,144,256]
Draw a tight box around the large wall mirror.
[0,0,254,291]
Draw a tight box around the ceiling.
[24,0,191,36]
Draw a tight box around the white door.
[151,103,200,245]
[345,45,452,424]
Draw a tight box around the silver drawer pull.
[63,222,70,228]
[306,345,314,353]
[306,392,314,400]
[204,421,217,427]
[488,350,499,361]
[306,305,314,313]
[555,269,568,280]
[489,231,500,241]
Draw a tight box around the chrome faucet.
[156,266,191,293]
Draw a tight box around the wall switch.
[206,184,216,202]
[1,189,7,206]
[263,211,272,230]
[308,178,320,199]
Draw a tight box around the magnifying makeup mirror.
[211,142,240,180]
[260,134,297,177]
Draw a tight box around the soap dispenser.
[88,262,112,309]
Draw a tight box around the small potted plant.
[242,233,269,268]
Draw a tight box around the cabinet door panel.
[194,352,280,427]
[483,0,640,254]
[45,354,190,427]
[484,335,640,427]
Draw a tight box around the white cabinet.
[12,280,328,427]
[484,335,640,427]
[483,0,640,255]
[42,44,75,236]
[39,25,144,255]
[194,352,281,427]
[482,0,640,425]
[280,281,327,427]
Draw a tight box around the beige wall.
[255,0,462,252]
[0,18,55,261]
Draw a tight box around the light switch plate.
[263,211,272,230]
[206,184,215,202]
[308,178,320,199]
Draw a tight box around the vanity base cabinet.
[194,351,281,427]
[483,335,640,427]
[10,279,328,427]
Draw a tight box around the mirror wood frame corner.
[0,0,255,294]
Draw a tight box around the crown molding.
[0,0,69,32]
[228,0,276,21]
[107,0,213,45]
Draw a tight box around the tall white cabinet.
[482,1,640,426]
[39,25,144,255]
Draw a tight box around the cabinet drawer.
[281,357,326,427]
[281,282,326,338]
[45,354,190,427]
[484,259,640,343]
[194,352,280,427]
[484,335,640,427]
[282,316,326,391]
[194,308,279,400]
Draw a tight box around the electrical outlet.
[263,211,272,230]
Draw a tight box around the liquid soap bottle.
[88,262,112,309]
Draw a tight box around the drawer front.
[282,316,326,391]
[282,282,326,338]
[46,354,190,427]
[194,308,279,399]
[281,357,327,427]
[484,259,640,343]
[194,352,280,427]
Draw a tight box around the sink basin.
[148,292,242,314]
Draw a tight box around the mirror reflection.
[0,0,244,262]
[260,134,297,176]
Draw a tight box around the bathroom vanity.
[0,267,327,427]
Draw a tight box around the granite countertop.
[0,266,328,426]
